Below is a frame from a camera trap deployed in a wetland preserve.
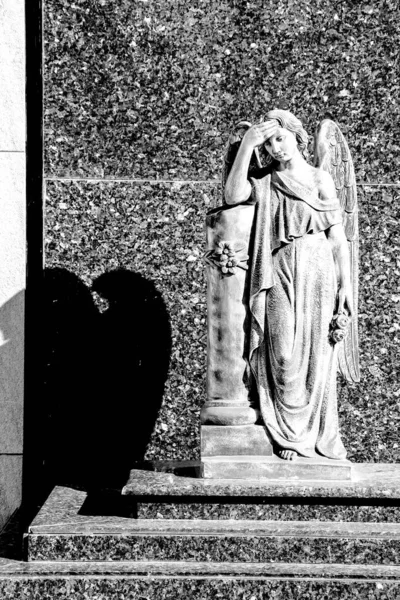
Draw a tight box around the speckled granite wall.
[45,183,400,465]
[43,0,400,471]
[44,0,400,182]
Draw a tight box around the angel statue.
[203,109,359,464]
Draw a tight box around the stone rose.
[332,328,346,343]
[336,314,350,329]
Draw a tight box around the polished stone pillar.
[0,0,26,530]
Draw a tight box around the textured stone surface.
[26,534,400,565]
[124,463,400,499]
[0,0,25,536]
[0,291,25,454]
[201,425,273,457]
[0,509,23,560]
[0,153,26,308]
[27,518,400,563]
[2,560,400,598]
[44,180,218,471]
[203,203,257,426]
[44,182,400,464]
[2,559,400,599]
[22,484,400,592]
[0,0,25,150]
[0,153,26,458]
[137,501,400,523]
[202,456,352,480]
[0,155,25,537]
[44,0,400,182]
[0,577,399,600]
[349,185,400,463]
[29,512,400,538]
[3,558,400,578]
[0,458,22,533]
[27,483,400,532]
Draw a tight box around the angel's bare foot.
[279,449,298,461]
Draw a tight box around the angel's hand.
[242,121,278,150]
[337,284,353,316]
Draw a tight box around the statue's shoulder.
[313,166,336,199]
[313,166,332,183]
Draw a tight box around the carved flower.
[204,240,249,275]
[217,242,240,274]
[331,329,346,343]
[214,242,224,255]
[215,241,235,256]
[329,311,351,344]
[227,257,239,268]
[336,314,350,329]
[221,255,239,274]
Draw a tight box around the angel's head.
[263,109,309,165]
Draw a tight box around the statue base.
[201,425,351,481]
[201,424,273,457]
[201,455,352,481]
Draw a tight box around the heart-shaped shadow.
[41,267,171,489]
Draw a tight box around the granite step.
[27,518,400,564]
[31,477,400,524]
[4,558,400,578]
[124,461,400,520]
[1,558,400,598]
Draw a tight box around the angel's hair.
[264,109,309,163]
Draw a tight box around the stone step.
[124,461,400,501]
[27,517,400,563]
[33,468,400,524]
[4,558,400,577]
[135,499,400,521]
[1,558,400,598]
[123,461,400,520]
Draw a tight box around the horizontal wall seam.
[0,453,23,456]
[44,177,219,184]
[44,177,400,187]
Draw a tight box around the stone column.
[201,203,258,426]
[200,203,273,472]
[0,0,26,530]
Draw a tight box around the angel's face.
[264,127,298,162]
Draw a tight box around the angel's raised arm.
[224,121,277,205]
[224,140,253,205]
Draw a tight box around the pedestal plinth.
[201,456,352,481]
[201,424,273,457]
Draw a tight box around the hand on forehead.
[265,119,280,132]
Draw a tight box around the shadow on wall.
[0,290,25,454]
[43,267,171,488]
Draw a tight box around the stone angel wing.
[314,119,360,383]
[222,121,269,198]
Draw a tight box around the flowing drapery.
[248,170,346,459]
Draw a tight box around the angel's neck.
[275,152,307,173]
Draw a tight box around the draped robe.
[248,170,347,459]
